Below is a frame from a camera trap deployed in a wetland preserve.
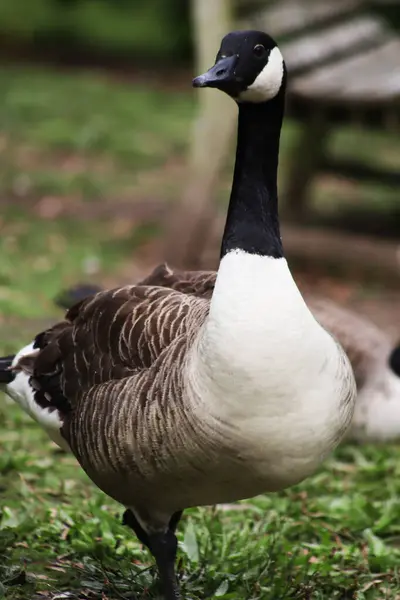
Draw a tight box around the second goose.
[0,30,356,600]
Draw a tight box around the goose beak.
[193,55,238,92]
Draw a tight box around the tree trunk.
[163,0,235,269]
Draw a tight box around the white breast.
[191,251,356,488]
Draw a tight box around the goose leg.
[122,508,150,546]
[122,509,182,600]
[149,529,180,600]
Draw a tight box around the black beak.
[192,55,239,93]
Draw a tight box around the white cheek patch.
[238,47,284,103]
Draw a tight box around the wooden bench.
[245,0,400,220]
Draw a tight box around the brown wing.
[15,284,210,507]
[17,285,209,416]
[139,263,217,299]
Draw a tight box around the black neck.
[220,85,285,259]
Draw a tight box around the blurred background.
[1,2,400,598]
[0,0,399,343]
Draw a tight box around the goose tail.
[1,343,70,452]
[0,355,15,384]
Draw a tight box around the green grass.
[0,207,157,320]
[0,65,194,318]
[1,64,400,599]
[0,0,190,60]
[0,65,193,180]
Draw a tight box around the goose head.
[389,343,400,377]
[192,30,286,103]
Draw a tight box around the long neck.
[221,91,285,259]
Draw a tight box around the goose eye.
[253,44,266,58]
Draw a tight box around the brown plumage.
[139,263,217,297]
[20,285,214,509]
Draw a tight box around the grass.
[1,64,400,599]
[0,65,194,319]
[0,0,190,60]
[0,65,193,196]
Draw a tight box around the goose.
[56,267,400,444]
[301,296,400,443]
[0,30,356,600]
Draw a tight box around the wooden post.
[163,0,235,269]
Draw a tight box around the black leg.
[149,529,180,600]
[123,509,182,600]
[169,510,183,533]
[122,509,150,547]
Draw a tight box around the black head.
[193,30,286,103]
[54,283,103,310]
[389,343,400,377]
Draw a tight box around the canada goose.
[305,296,400,443]
[56,266,400,444]
[0,31,356,600]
